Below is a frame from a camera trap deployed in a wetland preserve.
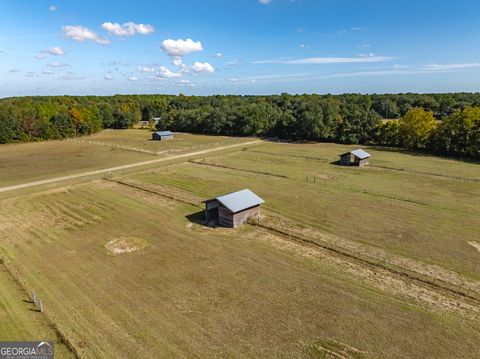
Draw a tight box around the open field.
[79,130,250,154]
[0,133,480,358]
[0,181,480,358]
[0,130,254,188]
[0,266,74,357]
[126,142,480,281]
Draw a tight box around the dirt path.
[0,140,263,194]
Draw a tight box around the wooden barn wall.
[233,206,261,227]
[218,206,234,227]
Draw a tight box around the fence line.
[0,254,81,358]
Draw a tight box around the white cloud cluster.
[49,46,64,56]
[36,46,65,59]
[48,62,70,68]
[137,66,156,73]
[158,66,182,79]
[191,61,215,74]
[49,5,57,11]
[62,25,110,45]
[161,38,203,57]
[177,79,196,87]
[102,22,155,36]
[259,0,272,4]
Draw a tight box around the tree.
[398,108,437,150]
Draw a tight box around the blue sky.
[1,0,480,97]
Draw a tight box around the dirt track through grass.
[0,139,262,194]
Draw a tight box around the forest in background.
[0,93,479,159]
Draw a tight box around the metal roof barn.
[152,131,174,141]
[204,189,264,228]
[339,149,371,167]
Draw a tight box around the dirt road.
[0,140,262,194]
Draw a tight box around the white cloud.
[358,52,376,58]
[104,73,113,80]
[177,79,196,87]
[48,62,70,68]
[137,66,156,73]
[191,61,215,74]
[49,46,64,56]
[158,66,182,78]
[423,63,480,71]
[62,73,85,80]
[36,46,65,59]
[161,38,203,57]
[259,0,272,4]
[254,56,396,64]
[42,70,54,75]
[49,5,57,11]
[227,77,240,82]
[128,76,138,81]
[62,25,110,45]
[214,52,223,58]
[101,22,155,36]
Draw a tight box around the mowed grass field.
[82,130,249,154]
[128,142,480,281]
[0,132,480,358]
[0,130,253,188]
[0,181,479,358]
[0,267,74,358]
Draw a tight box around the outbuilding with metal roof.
[204,189,264,228]
[339,149,371,167]
[152,131,174,141]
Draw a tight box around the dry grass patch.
[105,237,148,255]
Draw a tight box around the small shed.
[152,131,174,141]
[204,189,264,228]
[339,149,371,167]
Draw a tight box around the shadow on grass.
[185,210,206,225]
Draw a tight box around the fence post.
[32,290,36,304]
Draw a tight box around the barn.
[339,149,371,167]
[152,131,174,141]
[204,189,264,228]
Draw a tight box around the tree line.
[0,93,479,159]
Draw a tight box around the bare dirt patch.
[469,241,480,253]
[105,237,148,255]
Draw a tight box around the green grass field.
[0,132,479,358]
[0,266,73,357]
[0,130,253,188]
[82,130,251,154]
[0,181,479,358]
[127,142,480,281]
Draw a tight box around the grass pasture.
[0,135,480,358]
[0,130,254,189]
[0,181,479,358]
[81,130,252,154]
[127,142,480,280]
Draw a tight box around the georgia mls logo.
[0,341,54,359]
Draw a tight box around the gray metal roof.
[153,131,173,136]
[207,189,264,213]
[343,149,371,159]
